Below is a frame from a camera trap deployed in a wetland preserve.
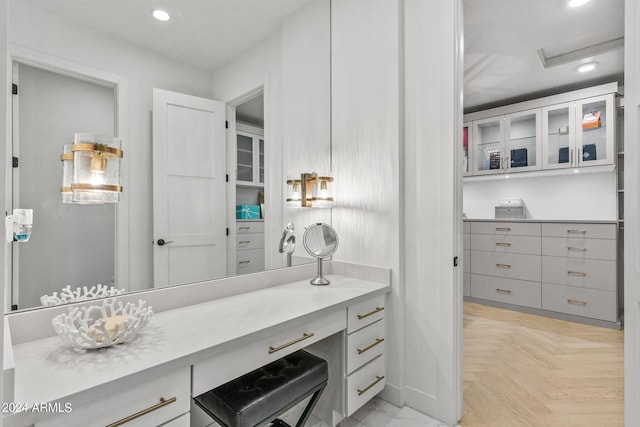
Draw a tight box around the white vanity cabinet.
[235,220,265,274]
[344,295,386,416]
[542,94,616,170]
[35,367,191,427]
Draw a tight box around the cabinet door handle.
[357,338,385,355]
[238,260,251,264]
[496,263,511,268]
[568,271,587,277]
[357,307,385,320]
[567,229,587,234]
[357,375,385,396]
[568,299,587,306]
[238,226,250,230]
[495,227,511,231]
[496,288,512,294]
[106,397,177,427]
[495,242,512,247]
[239,240,251,244]
[567,246,587,251]
[268,332,314,354]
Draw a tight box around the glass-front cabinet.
[542,94,615,170]
[236,128,265,187]
[473,117,504,175]
[505,109,541,172]
[462,122,473,176]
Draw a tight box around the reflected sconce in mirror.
[61,133,123,204]
[286,173,334,208]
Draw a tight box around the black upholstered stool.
[194,350,328,427]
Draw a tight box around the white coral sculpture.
[52,299,153,350]
[40,284,125,306]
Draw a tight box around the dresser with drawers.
[464,220,619,327]
[235,220,265,274]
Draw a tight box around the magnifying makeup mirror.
[303,223,339,285]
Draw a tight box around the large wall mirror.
[6,0,332,312]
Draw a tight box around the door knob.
[157,239,173,246]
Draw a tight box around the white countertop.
[5,274,389,425]
[463,218,618,224]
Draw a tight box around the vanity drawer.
[346,319,385,374]
[36,367,190,427]
[471,234,541,255]
[470,251,541,282]
[541,223,616,240]
[542,283,617,322]
[236,248,265,274]
[192,307,345,397]
[471,274,541,309]
[236,233,264,250]
[236,221,265,234]
[470,221,541,237]
[160,413,190,426]
[541,236,616,260]
[542,256,616,291]
[347,295,385,333]
[346,355,386,416]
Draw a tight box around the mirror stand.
[303,223,339,286]
[311,258,330,286]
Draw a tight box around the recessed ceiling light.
[576,62,598,73]
[152,9,171,21]
[568,0,590,7]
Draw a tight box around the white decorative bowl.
[41,284,126,306]
[52,299,153,349]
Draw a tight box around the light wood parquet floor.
[460,302,623,427]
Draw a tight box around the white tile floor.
[337,398,449,427]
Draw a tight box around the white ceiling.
[21,0,313,73]
[21,0,624,112]
[464,0,625,111]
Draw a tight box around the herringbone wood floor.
[460,302,623,427]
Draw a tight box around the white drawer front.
[541,237,616,261]
[160,412,191,427]
[236,233,264,250]
[347,295,385,333]
[542,256,616,291]
[463,250,471,273]
[463,221,471,234]
[192,308,345,397]
[470,251,541,282]
[542,283,617,322]
[236,248,264,274]
[346,355,386,416]
[471,234,541,255]
[470,221,541,237]
[464,273,471,297]
[347,319,385,374]
[541,223,616,239]
[471,274,541,309]
[236,221,265,234]
[37,367,190,427]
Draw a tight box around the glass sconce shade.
[311,176,334,208]
[286,179,302,208]
[61,133,123,204]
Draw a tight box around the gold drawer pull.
[106,397,177,427]
[567,246,587,251]
[357,338,385,355]
[568,271,587,277]
[496,288,511,294]
[568,299,587,306]
[268,333,315,354]
[495,227,511,231]
[495,242,512,247]
[496,263,511,268]
[357,306,385,320]
[357,375,385,396]
[567,229,587,234]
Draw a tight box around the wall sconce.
[61,133,123,204]
[286,173,334,208]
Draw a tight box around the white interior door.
[152,89,227,287]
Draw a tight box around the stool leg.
[294,386,325,427]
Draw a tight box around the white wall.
[464,171,617,220]
[624,0,639,424]
[8,0,215,291]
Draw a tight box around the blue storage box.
[236,205,261,219]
